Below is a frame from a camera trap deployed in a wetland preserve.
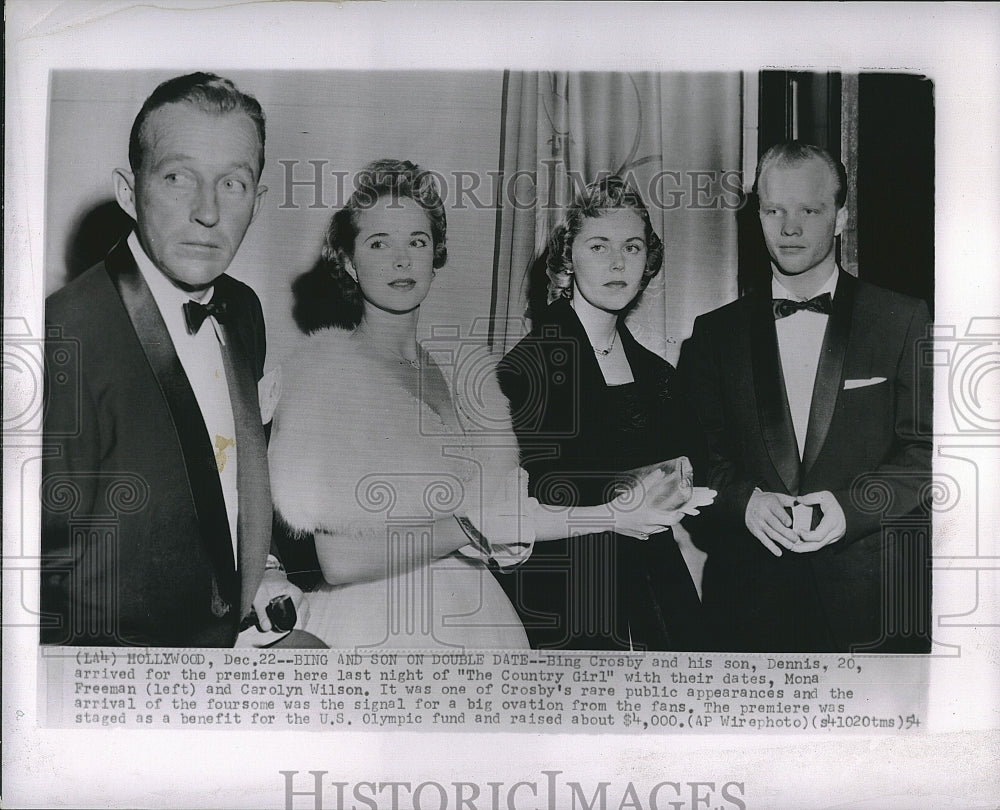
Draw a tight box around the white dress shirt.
[129,233,239,562]
[772,269,839,459]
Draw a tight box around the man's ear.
[113,168,138,220]
[251,183,268,224]
[834,205,848,237]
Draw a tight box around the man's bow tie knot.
[772,292,833,320]
[183,299,228,334]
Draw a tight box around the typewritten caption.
[43,649,927,733]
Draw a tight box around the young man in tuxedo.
[42,73,315,646]
[679,141,932,653]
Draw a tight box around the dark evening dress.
[495,297,705,651]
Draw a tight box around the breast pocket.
[836,375,895,458]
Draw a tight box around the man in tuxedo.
[42,73,311,646]
[679,141,932,653]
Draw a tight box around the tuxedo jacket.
[677,271,932,653]
[41,238,271,646]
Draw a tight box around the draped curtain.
[492,72,744,366]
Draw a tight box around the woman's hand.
[683,486,718,514]
[611,467,716,540]
[458,467,537,567]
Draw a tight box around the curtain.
[492,71,744,366]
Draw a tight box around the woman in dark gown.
[496,176,710,651]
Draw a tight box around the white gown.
[267,327,530,650]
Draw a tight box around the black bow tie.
[772,292,833,320]
[183,299,228,334]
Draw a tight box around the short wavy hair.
[753,140,848,209]
[294,159,448,332]
[546,175,664,305]
[129,72,266,178]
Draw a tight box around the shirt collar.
[771,266,839,302]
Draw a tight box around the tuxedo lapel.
[104,240,240,613]
[748,293,800,494]
[215,284,271,617]
[801,271,855,477]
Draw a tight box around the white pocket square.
[843,376,887,390]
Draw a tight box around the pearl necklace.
[592,329,618,357]
[570,299,618,357]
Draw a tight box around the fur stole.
[268,328,522,548]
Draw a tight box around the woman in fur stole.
[268,160,708,649]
